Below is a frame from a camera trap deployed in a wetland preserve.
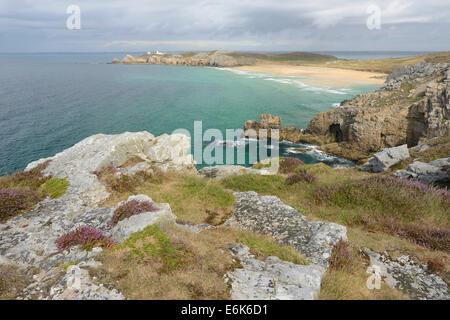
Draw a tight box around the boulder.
[226,244,324,300]
[226,191,347,267]
[50,265,124,300]
[394,157,450,183]
[363,248,449,300]
[360,144,410,172]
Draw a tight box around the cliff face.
[305,62,450,162]
[113,51,240,67]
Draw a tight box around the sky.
[0,0,449,52]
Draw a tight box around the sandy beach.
[231,64,387,87]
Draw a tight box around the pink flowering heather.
[0,188,41,222]
[279,157,304,174]
[55,226,114,251]
[110,199,159,226]
[0,161,51,190]
[285,170,316,185]
[328,239,354,272]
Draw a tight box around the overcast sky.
[0,0,449,52]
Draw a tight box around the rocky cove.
[0,60,449,301]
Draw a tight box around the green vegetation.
[0,265,32,300]
[307,51,450,74]
[113,225,188,272]
[101,172,235,225]
[40,178,69,198]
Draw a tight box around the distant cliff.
[111,51,337,68]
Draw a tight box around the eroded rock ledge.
[226,191,347,267]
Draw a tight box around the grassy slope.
[95,160,448,299]
[280,51,450,74]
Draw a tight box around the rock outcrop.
[243,114,323,145]
[363,248,449,300]
[394,157,450,183]
[360,144,410,172]
[199,162,278,179]
[0,131,195,300]
[226,191,347,267]
[226,244,324,300]
[304,61,450,162]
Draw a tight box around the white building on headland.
[156,51,164,55]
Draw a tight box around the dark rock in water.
[243,114,324,145]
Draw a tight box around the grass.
[40,178,69,198]
[303,51,450,74]
[0,265,32,300]
[101,171,235,225]
[96,224,306,299]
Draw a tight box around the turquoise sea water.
[0,53,379,175]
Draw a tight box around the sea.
[0,51,429,175]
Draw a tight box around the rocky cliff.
[112,51,240,67]
[305,61,450,162]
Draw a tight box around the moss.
[113,225,186,272]
[181,176,234,208]
[40,178,69,198]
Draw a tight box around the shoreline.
[230,63,387,87]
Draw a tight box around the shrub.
[427,258,445,274]
[40,178,69,198]
[328,239,354,272]
[93,165,159,194]
[55,226,114,251]
[285,170,316,185]
[313,176,449,220]
[279,157,304,174]
[111,199,159,226]
[0,161,51,190]
[0,189,41,222]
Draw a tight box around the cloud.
[0,0,449,52]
